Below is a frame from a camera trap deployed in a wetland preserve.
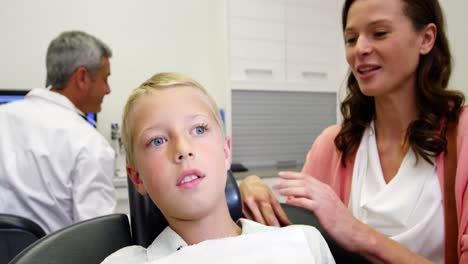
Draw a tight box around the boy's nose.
[174,136,194,162]
[177,152,194,161]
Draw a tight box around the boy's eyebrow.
[138,114,212,137]
[185,114,210,121]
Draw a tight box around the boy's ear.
[223,136,232,171]
[127,164,148,196]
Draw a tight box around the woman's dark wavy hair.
[336,0,465,166]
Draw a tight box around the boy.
[102,72,334,263]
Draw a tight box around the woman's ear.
[420,23,437,55]
[127,164,147,196]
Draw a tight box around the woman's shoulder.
[453,107,468,144]
[303,124,343,175]
[311,124,342,151]
[458,107,468,129]
[320,124,342,139]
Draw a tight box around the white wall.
[440,0,468,97]
[0,1,466,142]
[0,0,228,141]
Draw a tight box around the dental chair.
[8,171,242,264]
[281,203,369,263]
[128,170,368,263]
[9,214,132,264]
[0,214,46,264]
[10,171,368,263]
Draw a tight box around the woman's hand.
[239,175,291,227]
[275,171,366,252]
[276,171,436,263]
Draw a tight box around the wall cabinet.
[227,0,345,170]
[228,0,344,92]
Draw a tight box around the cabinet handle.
[301,71,327,79]
[245,68,274,78]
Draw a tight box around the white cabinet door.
[228,0,345,92]
[228,0,286,81]
[285,0,343,92]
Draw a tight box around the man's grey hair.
[45,30,112,89]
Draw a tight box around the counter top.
[233,165,302,180]
[113,177,128,188]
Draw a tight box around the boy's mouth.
[176,169,205,186]
[179,175,200,184]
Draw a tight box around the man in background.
[0,31,116,234]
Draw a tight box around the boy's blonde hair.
[121,72,225,166]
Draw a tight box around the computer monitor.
[0,89,97,127]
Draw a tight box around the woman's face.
[344,0,431,98]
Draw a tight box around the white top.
[101,218,335,264]
[0,88,116,234]
[349,122,444,263]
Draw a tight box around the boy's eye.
[193,126,206,135]
[150,137,165,146]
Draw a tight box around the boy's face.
[127,86,231,221]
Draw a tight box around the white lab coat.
[0,88,116,234]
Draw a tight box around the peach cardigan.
[302,108,468,262]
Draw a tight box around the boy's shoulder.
[239,218,321,236]
[238,219,334,263]
[239,218,325,245]
[238,218,279,234]
[100,245,148,264]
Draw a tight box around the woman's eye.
[150,137,165,146]
[345,36,357,45]
[374,31,387,38]
[193,126,206,135]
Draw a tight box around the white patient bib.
[348,122,444,263]
[152,227,316,264]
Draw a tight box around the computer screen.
[0,89,97,127]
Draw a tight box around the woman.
[239,0,467,263]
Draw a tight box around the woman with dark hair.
[239,0,467,262]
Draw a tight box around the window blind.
[231,90,337,169]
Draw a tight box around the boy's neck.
[168,204,241,245]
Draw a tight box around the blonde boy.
[102,72,334,263]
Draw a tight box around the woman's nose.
[355,36,373,56]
